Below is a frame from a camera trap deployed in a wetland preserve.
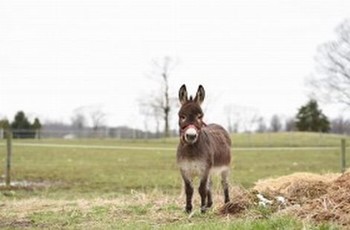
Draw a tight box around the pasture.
[0,132,349,229]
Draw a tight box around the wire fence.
[1,128,349,148]
[0,128,179,140]
[1,129,348,187]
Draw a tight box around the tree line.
[0,111,42,138]
[227,99,346,134]
[3,98,349,140]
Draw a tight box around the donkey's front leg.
[183,178,194,213]
[198,175,209,213]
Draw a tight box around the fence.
[3,130,12,187]
[0,128,179,140]
[1,129,348,187]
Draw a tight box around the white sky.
[1,0,350,131]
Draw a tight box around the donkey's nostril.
[186,133,197,141]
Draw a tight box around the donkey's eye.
[197,114,203,119]
[179,115,186,122]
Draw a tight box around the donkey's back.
[202,124,231,168]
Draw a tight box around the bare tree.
[224,104,237,133]
[224,104,259,133]
[71,111,86,130]
[71,109,87,138]
[90,109,106,132]
[139,100,163,137]
[256,116,267,133]
[331,116,350,134]
[270,114,282,132]
[142,56,178,137]
[309,19,350,107]
[285,117,296,132]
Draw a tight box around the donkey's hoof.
[185,207,192,213]
[200,206,207,213]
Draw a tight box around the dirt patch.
[0,219,33,229]
[218,185,254,216]
[0,181,67,192]
[221,170,350,227]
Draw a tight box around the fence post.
[5,129,12,187]
[341,138,346,173]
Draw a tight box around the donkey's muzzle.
[183,125,199,144]
[186,133,197,142]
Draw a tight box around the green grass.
[0,132,348,229]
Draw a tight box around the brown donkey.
[176,84,232,213]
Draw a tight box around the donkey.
[176,84,232,213]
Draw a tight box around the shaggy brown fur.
[176,84,232,213]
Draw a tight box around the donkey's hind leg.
[221,169,230,203]
[206,177,213,208]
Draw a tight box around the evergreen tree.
[11,111,35,138]
[32,118,42,130]
[32,118,42,139]
[295,100,330,132]
[11,111,31,130]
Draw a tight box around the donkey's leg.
[198,175,209,213]
[182,177,194,213]
[206,177,213,208]
[221,169,230,203]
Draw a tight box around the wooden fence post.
[341,138,346,173]
[6,129,12,187]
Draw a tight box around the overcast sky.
[1,0,350,131]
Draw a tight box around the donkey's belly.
[210,165,230,175]
[178,160,207,178]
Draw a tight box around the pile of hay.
[220,170,350,227]
[253,172,339,205]
[292,172,350,226]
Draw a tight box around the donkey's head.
[178,84,206,144]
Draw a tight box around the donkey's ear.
[178,84,188,105]
[194,85,205,105]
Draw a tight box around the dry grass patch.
[0,190,215,228]
[250,170,350,227]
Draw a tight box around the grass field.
[0,132,349,229]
